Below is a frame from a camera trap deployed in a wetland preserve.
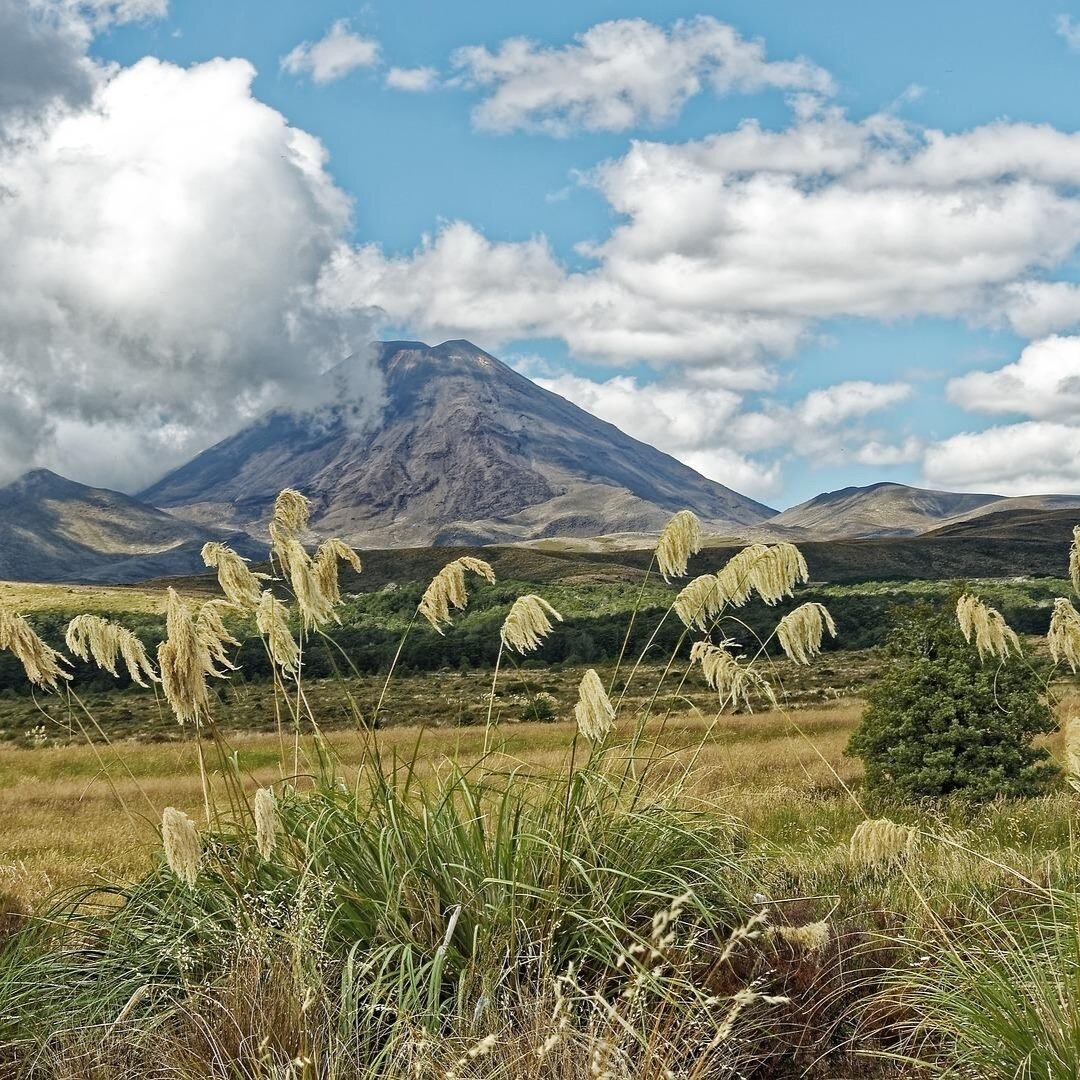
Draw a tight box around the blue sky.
[4,0,1080,507]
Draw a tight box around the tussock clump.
[65,614,158,687]
[849,818,918,865]
[655,509,702,581]
[957,592,1021,661]
[255,590,301,676]
[500,594,563,654]
[161,807,200,888]
[690,640,776,711]
[418,556,496,632]
[157,589,238,724]
[1048,597,1080,671]
[254,788,277,860]
[0,608,70,690]
[574,668,616,743]
[312,538,363,606]
[777,602,837,665]
[673,574,724,630]
[201,542,265,613]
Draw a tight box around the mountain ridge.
[139,339,776,546]
[0,468,263,583]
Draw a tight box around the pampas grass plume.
[849,818,917,865]
[1048,597,1080,672]
[777,602,837,665]
[313,537,363,606]
[256,590,301,676]
[768,920,831,953]
[690,640,775,711]
[1071,524,1080,597]
[201,542,265,612]
[655,510,702,581]
[0,609,70,691]
[419,556,496,632]
[65,614,158,687]
[575,668,616,743]
[957,593,1021,661]
[673,574,723,630]
[162,806,201,888]
[500,594,563,654]
[254,787,277,860]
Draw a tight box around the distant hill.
[770,482,1080,540]
[0,469,262,584]
[139,339,776,547]
[768,482,1001,539]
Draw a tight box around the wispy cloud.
[385,65,439,92]
[451,16,833,136]
[1056,13,1080,50]
[281,20,380,84]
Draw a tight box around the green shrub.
[846,603,1058,801]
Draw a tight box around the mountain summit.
[139,339,775,546]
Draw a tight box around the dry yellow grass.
[0,702,863,905]
[0,580,201,615]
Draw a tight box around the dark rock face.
[139,339,776,546]
[0,469,263,583]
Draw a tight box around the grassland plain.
[4,499,1080,1078]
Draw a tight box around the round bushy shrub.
[847,603,1059,800]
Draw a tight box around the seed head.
[0,608,70,691]
[1071,525,1080,597]
[690,640,775,711]
[254,787,277,860]
[500,594,563,654]
[655,510,703,581]
[269,488,311,551]
[157,589,237,725]
[956,593,1021,661]
[776,602,837,665]
[1048,597,1080,671]
[162,806,201,888]
[574,668,616,743]
[674,574,724,630]
[255,590,301,676]
[768,920,831,953]
[716,544,769,607]
[418,556,496,632]
[201,542,266,613]
[66,614,159,687]
[849,818,917,865]
[312,538,363,606]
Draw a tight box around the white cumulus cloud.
[524,368,913,501]
[947,335,1080,419]
[385,66,439,92]
[281,20,380,84]
[0,50,382,489]
[452,16,833,136]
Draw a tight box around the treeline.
[0,580,1059,696]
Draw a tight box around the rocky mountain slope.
[139,339,776,546]
[0,469,261,583]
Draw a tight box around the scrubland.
[2,499,1080,1078]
